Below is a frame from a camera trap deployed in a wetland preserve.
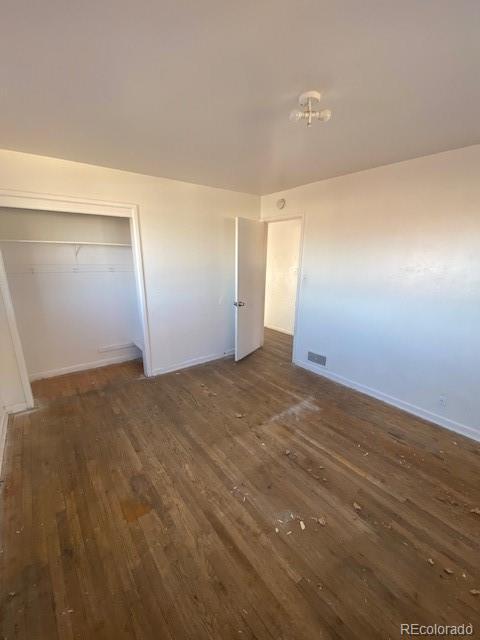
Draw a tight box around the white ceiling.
[1,1,479,195]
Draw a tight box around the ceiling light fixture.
[289,90,332,128]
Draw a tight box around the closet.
[0,207,143,382]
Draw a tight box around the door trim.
[0,249,34,409]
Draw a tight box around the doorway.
[234,215,303,363]
[264,218,302,354]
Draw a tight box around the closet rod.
[0,239,132,247]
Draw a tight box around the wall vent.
[308,351,326,366]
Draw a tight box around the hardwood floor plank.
[1,329,479,639]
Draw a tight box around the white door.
[235,217,267,361]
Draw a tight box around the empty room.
[0,2,479,639]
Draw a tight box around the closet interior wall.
[0,208,142,381]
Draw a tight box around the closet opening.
[0,203,150,405]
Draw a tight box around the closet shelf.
[0,239,132,247]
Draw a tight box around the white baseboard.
[4,402,29,413]
[295,358,480,443]
[152,348,234,377]
[98,342,136,353]
[133,337,144,352]
[265,325,293,336]
[29,349,141,381]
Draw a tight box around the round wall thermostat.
[276,198,286,210]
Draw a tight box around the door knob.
[234,301,246,307]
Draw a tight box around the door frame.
[0,189,153,408]
[0,248,34,410]
[262,213,305,364]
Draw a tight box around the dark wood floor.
[1,329,479,639]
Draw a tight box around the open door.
[235,217,267,361]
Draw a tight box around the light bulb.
[319,108,332,122]
[289,109,304,122]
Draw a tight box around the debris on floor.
[470,589,480,596]
[353,502,362,511]
[231,485,249,503]
[443,568,454,575]
[470,507,480,516]
[274,510,330,534]
[235,413,244,418]
[427,558,435,566]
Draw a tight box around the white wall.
[0,149,260,378]
[0,208,131,244]
[264,219,301,334]
[262,145,480,441]
[0,241,141,380]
